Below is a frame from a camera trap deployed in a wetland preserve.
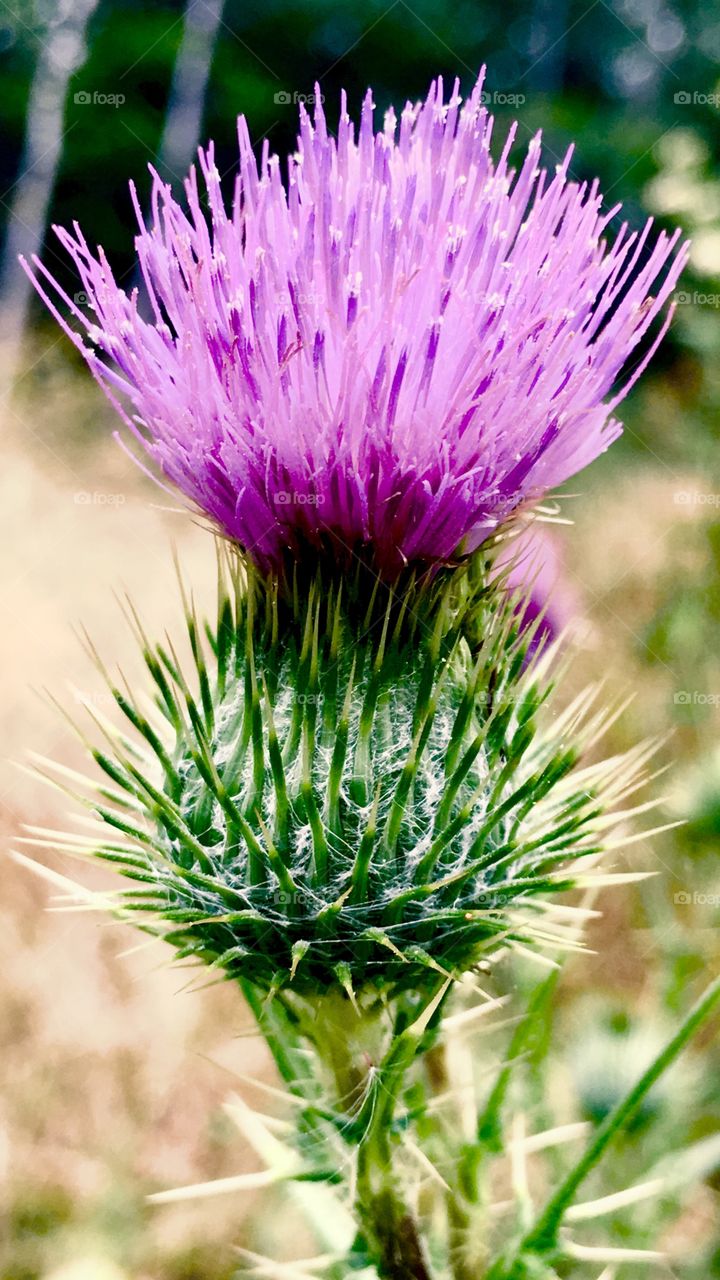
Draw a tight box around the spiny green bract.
[45,552,644,998]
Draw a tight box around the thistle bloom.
[25,72,686,578]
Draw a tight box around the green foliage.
[220,961,720,1280]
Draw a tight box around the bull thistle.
[19,70,720,1280]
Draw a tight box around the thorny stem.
[355,1101,434,1280]
[359,1189,433,1280]
[256,984,437,1280]
[311,989,440,1280]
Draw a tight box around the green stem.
[245,983,447,1279]
[356,1129,434,1280]
[349,991,452,1280]
[519,971,720,1260]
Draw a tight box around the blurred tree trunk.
[158,0,225,183]
[130,0,224,311]
[0,0,101,381]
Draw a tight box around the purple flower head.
[25,72,687,580]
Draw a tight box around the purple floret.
[24,71,687,579]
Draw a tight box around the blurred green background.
[0,1,719,1277]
